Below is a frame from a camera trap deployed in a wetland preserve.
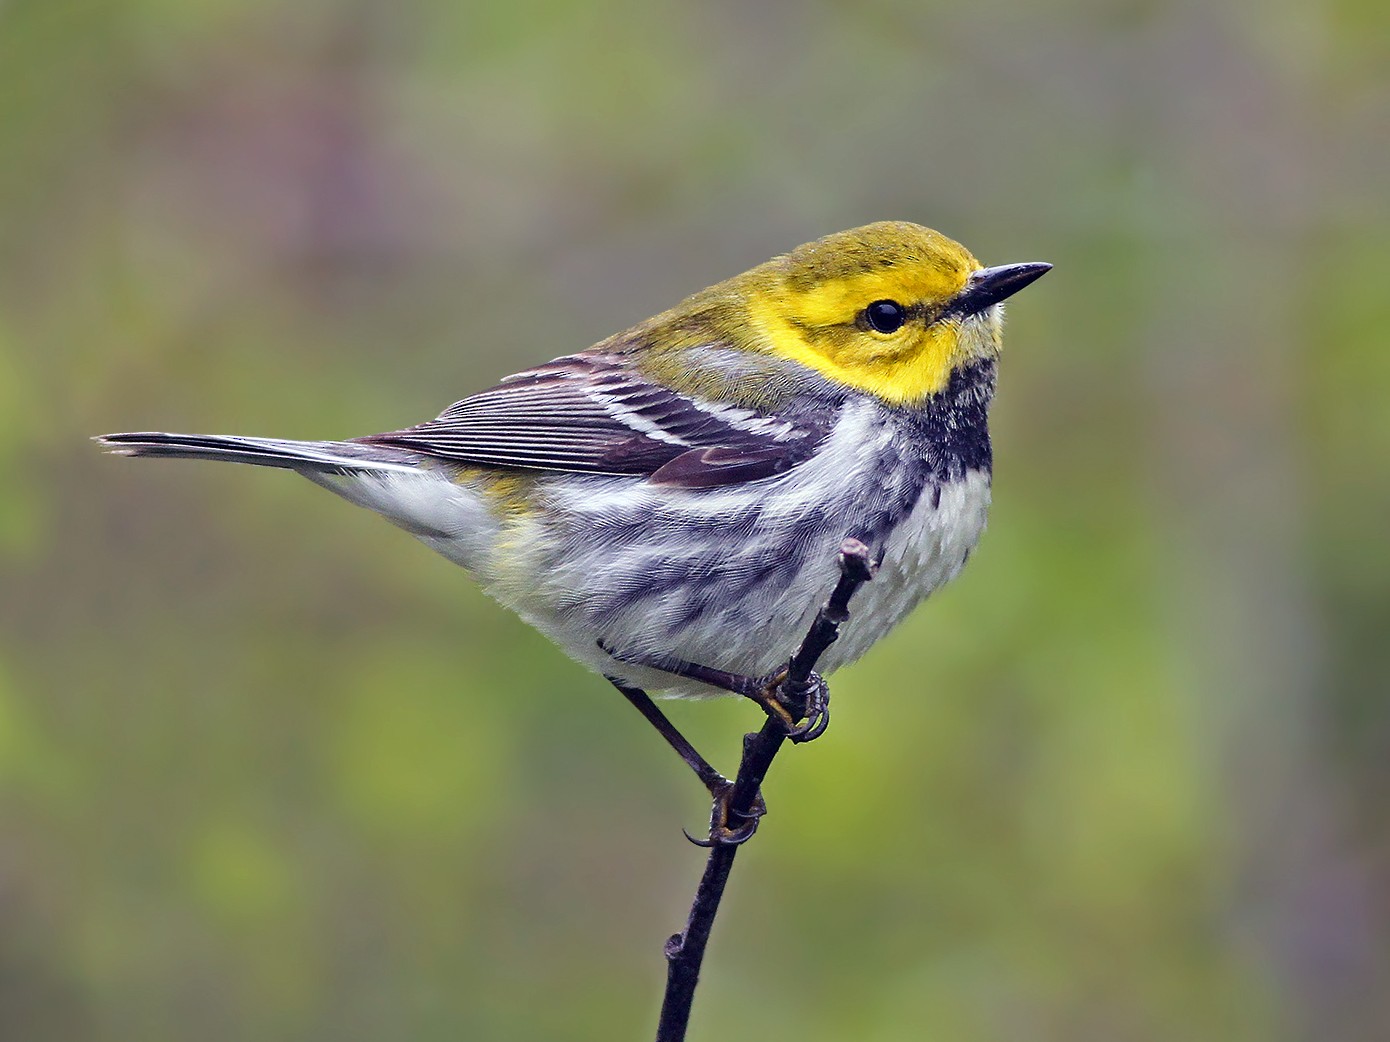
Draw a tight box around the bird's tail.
[95,432,422,475]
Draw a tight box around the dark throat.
[894,359,995,481]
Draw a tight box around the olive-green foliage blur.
[3,1,1389,1039]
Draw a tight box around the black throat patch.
[892,358,996,482]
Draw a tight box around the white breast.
[816,468,991,673]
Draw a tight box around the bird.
[98,221,1048,838]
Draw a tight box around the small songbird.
[99,222,1048,827]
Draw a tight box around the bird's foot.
[685,777,767,847]
[756,668,831,744]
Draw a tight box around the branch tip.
[837,537,875,582]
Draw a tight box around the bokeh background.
[3,1,1389,1039]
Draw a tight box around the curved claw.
[790,704,830,743]
[778,671,831,744]
[686,783,767,846]
[684,817,759,847]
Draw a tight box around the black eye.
[864,299,907,334]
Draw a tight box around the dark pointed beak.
[946,262,1052,318]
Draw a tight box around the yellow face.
[746,222,1004,406]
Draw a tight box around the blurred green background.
[3,1,1389,1039]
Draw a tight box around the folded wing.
[357,353,828,488]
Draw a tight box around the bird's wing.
[356,353,829,488]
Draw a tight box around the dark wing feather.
[357,353,827,488]
[648,446,798,489]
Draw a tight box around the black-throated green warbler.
[100,222,1048,810]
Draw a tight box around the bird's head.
[739,221,1049,406]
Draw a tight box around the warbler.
[99,222,1047,822]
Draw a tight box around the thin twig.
[655,538,876,1042]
